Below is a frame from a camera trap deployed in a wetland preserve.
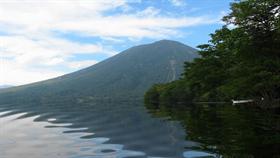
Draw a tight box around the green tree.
[145,0,280,108]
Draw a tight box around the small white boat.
[232,99,254,104]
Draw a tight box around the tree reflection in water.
[145,103,280,158]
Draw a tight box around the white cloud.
[0,0,219,85]
[66,60,98,70]
[137,6,161,17]
[0,0,217,38]
[0,35,109,85]
[0,35,107,67]
[0,59,64,85]
[169,0,186,7]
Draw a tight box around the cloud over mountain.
[0,0,222,85]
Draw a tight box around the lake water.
[0,99,279,158]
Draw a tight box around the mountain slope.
[0,40,198,103]
[0,85,13,89]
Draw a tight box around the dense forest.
[145,0,280,108]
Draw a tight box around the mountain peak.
[150,39,195,51]
[153,39,182,44]
[124,39,196,57]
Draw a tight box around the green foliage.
[145,0,280,106]
[144,84,160,107]
[144,80,193,107]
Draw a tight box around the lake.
[0,99,279,158]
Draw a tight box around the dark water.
[0,99,279,158]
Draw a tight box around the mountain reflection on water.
[0,98,279,158]
[0,98,206,158]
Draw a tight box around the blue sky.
[0,0,233,85]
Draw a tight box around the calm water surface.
[0,99,279,158]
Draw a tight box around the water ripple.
[0,101,192,158]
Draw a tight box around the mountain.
[0,40,198,103]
